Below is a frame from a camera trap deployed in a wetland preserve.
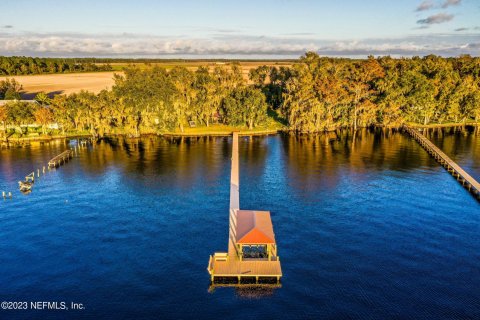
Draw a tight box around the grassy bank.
[407,121,479,129]
[3,121,479,144]
[1,119,285,142]
[161,126,280,137]
[3,132,92,143]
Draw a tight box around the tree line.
[1,52,479,138]
[0,56,112,75]
[0,64,268,137]
[251,52,480,132]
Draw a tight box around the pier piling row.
[403,125,480,200]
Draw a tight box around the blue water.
[0,129,479,319]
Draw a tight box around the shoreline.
[2,133,92,143]
[160,129,280,137]
[1,129,282,144]
[408,122,478,129]
[2,123,478,144]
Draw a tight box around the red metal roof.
[235,210,276,244]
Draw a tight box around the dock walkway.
[48,150,73,168]
[208,133,282,284]
[404,125,480,199]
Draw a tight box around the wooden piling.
[26,172,35,182]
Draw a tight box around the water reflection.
[1,129,477,197]
[1,130,479,319]
[279,128,437,197]
[426,126,480,179]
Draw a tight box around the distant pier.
[404,125,480,199]
[207,133,282,286]
[48,150,73,168]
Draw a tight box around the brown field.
[0,61,292,99]
[0,72,117,98]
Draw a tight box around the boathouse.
[235,210,277,261]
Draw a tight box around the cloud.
[2,25,13,29]
[417,13,454,25]
[441,0,461,8]
[465,43,480,49]
[0,31,478,58]
[283,32,317,36]
[214,29,240,34]
[454,27,468,31]
[416,1,434,11]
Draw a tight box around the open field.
[107,60,291,70]
[0,72,117,98]
[1,61,292,98]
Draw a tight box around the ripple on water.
[0,131,479,319]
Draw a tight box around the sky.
[0,0,479,58]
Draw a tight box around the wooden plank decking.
[48,150,73,167]
[404,125,480,199]
[209,256,282,278]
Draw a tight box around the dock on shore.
[404,125,480,199]
[207,132,282,285]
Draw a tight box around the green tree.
[170,67,197,132]
[35,92,52,106]
[249,65,270,87]
[344,56,385,130]
[50,95,75,134]
[5,101,35,134]
[405,72,437,125]
[223,87,267,129]
[0,104,7,133]
[0,78,23,100]
[194,67,222,127]
[34,106,54,135]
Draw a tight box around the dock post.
[2,191,5,198]
[43,166,45,173]
[37,169,40,177]
[8,192,11,198]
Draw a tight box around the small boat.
[18,180,34,192]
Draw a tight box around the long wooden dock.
[404,125,480,199]
[207,133,282,285]
[48,150,73,168]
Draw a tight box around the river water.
[0,128,479,319]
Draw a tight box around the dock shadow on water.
[0,128,479,319]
